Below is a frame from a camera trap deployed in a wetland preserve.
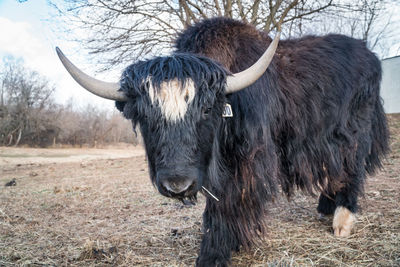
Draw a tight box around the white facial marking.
[148,78,195,122]
[332,206,355,237]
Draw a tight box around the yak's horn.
[225,32,280,94]
[56,47,127,101]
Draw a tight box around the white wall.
[381,56,400,114]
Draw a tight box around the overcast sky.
[0,0,116,110]
[0,0,399,111]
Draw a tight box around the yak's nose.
[160,175,196,195]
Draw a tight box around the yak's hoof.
[332,206,355,237]
[196,256,229,267]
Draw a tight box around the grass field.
[1,115,399,266]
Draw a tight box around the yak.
[56,17,389,266]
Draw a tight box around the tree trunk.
[7,134,13,146]
[14,128,22,147]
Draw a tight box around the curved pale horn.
[225,32,280,94]
[55,47,127,101]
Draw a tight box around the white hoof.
[332,206,355,237]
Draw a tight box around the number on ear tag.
[222,103,233,117]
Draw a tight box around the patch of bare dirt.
[0,116,399,266]
[0,145,144,166]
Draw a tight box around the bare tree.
[54,101,138,147]
[0,57,138,147]
[293,0,398,57]
[0,57,59,147]
[51,0,341,69]
[52,0,399,69]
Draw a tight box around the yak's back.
[174,17,270,73]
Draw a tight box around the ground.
[1,115,399,267]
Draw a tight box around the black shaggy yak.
[57,17,389,266]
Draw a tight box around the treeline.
[0,58,138,147]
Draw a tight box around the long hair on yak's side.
[200,71,282,250]
[203,116,279,250]
[273,34,389,198]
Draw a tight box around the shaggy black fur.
[116,17,389,266]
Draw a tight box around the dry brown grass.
[1,115,400,266]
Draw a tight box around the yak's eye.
[203,107,212,118]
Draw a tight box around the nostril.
[169,181,185,192]
[161,177,195,194]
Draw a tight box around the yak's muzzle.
[157,169,197,197]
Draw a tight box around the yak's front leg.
[318,187,358,237]
[196,199,239,267]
